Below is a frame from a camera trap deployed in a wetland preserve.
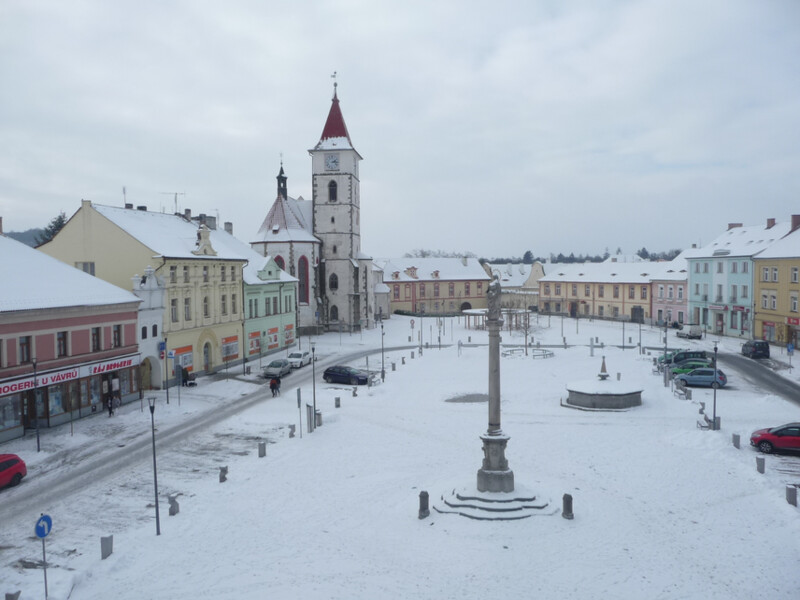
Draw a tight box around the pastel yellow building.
[40,201,248,383]
[752,225,800,346]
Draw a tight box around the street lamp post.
[311,343,317,427]
[33,358,41,452]
[148,396,161,535]
[712,341,719,430]
[380,319,386,382]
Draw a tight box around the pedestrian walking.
[270,377,278,397]
[107,394,114,417]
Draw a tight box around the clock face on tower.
[324,153,339,171]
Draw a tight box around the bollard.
[219,466,228,483]
[168,495,180,516]
[258,441,266,458]
[335,396,341,408]
[616,372,621,381]
[392,362,396,372]
[562,493,574,520]
[713,416,721,431]
[732,433,740,449]
[289,424,296,438]
[402,356,406,365]
[315,410,322,426]
[411,351,415,359]
[408,336,411,342]
[786,485,798,507]
[418,491,430,519]
[686,389,692,400]
[756,456,765,474]
[468,336,471,343]
[100,535,113,560]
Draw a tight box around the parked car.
[287,350,312,369]
[742,340,770,359]
[0,454,27,489]
[675,368,727,389]
[670,358,713,375]
[657,350,685,365]
[668,350,707,365]
[676,324,702,339]
[323,365,372,385]
[263,359,291,379]
[750,423,800,453]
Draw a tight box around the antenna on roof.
[122,186,127,206]
[160,191,185,214]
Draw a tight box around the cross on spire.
[331,71,338,97]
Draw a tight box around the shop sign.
[267,327,279,350]
[732,306,746,312]
[708,305,728,311]
[763,321,776,327]
[222,336,239,361]
[0,354,140,396]
[82,355,140,376]
[787,317,800,326]
[248,331,261,356]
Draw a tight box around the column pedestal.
[477,432,514,492]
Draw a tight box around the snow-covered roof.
[215,231,297,286]
[683,220,792,259]
[752,225,800,259]
[94,204,247,261]
[253,195,318,244]
[540,259,686,284]
[0,235,140,312]
[484,263,534,288]
[378,257,491,283]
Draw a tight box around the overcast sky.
[1,0,798,259]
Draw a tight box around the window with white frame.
[762,294,768,309]
[742,261,748,273]
[731,262,737,274]
[771,294,777,310]
[792,267,799,283]
[695,283,700,295]
[677,286,683,300]
[704,262,709,273]
[717,262,723,274]
[667,286,673,299]
[791,294,798,313]
[658,285,664,298]
[742,285,748,298]
[730,285,737,302]
[772,267,779,282]
[763,267,770,281]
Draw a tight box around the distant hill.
[5,228,43,247]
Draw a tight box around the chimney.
[224,221,233,235]
[792,214,800,233]
[184,208,191,220]
[205,215,217,230]
[137,205,147,211]
[766,217,776,229]
[727,223,742,230]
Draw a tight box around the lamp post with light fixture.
[33,358,41,452]
[148,396,161,535]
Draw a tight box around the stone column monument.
[477,276,515,492]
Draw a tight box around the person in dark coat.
[270,378,278,397]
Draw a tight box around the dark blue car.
[323,365,371,385]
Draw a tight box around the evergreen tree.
[522,250,534,264]
[35,212,67,245]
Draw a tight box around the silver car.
[263,359,291,378]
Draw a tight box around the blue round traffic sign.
[35,514,52,539]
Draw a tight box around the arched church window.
[330,305,339,321]
[328,181,337,202]
[275,256,285,270]
[298,256,309,304]
[329,273,338,291]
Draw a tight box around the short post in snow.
[418,491,430,519]
[562,493,574,520]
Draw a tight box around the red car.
[750,423,800,454]
[0,454,27,488]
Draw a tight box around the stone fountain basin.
[565,379,643,409]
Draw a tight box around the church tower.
[309,83,372,330]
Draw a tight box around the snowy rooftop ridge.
[683,219,793,259]
[0,235,140,312]
[378,257,491,283]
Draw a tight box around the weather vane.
[331,70,337,95]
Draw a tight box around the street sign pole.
[35,514,52,599]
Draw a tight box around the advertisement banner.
[222,336,239,361]
[248,331,261,356]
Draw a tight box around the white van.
[676,325,702,340]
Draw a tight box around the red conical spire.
[319,85,352,145]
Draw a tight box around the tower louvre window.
[328,181,337,202]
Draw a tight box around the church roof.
[312,87,359,154]
[254,195,318,244]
